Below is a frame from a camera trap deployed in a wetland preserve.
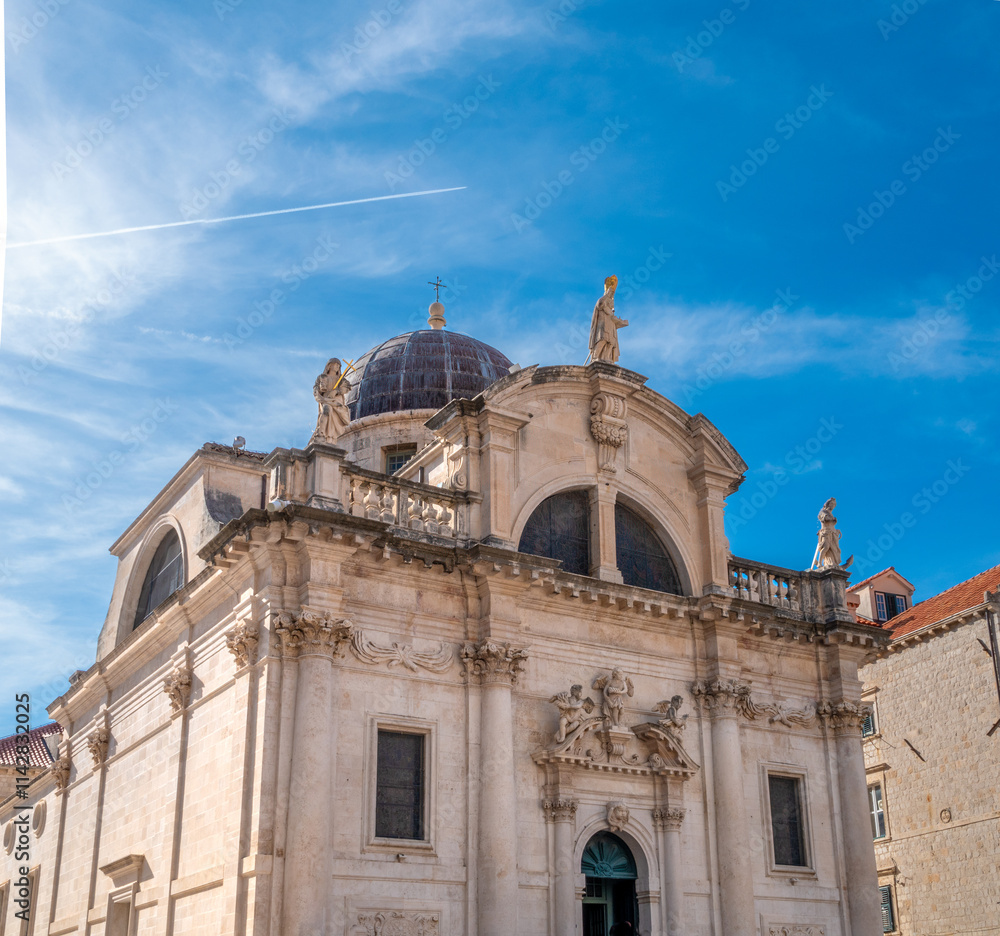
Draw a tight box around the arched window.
[615,502,682,595]
[517,490,590,576]
[133,530,184,629]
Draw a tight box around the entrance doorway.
[581,832,638,936]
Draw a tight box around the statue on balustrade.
[811,497,852,569]
[310,358,351,445]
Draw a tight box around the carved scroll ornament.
[351,630,454,673]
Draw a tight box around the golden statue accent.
[588,275,628,364]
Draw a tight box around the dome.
[345,329,514,420]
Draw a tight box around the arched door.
[581,832,638,936]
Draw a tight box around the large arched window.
[517,490,590,576]
[133,530,184,629]
[615,502,682,595]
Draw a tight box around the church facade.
[2,293,887,936]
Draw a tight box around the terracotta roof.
[886,564,1000,639]
[855,614,880,628]
[0,723,62,769]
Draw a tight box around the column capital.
[273,608,353,660]
[652,807,685,831]
[690,677,751,718]
[818,699,872,734]
[462,640,529,686]
[542,798,578,823]
[225,619,260,669]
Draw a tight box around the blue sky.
[2,0,998,731]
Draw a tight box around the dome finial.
[427,275,446,329]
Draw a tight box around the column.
[277,610,353,936]
[544,799,578,936]
[588,484,622,583]
[828,703,882,936]
[654,807,685,936]
[695,679,756,936]
[463,641,529,936]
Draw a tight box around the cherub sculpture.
[588,275,629,364]
[549,684,596,743]
[592,667,634,727]
[310,358,351,444]
[655,695,688,731]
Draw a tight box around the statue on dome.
[588,275,628,364]
[309,358,351,445]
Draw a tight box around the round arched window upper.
[615,503,682,595]
[517,490,590,576]
[133,530,184,629]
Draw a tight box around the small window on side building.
[870,784,887,839]
[768,774,808,867]
[880,884,896,932]
[375,730,425,840]
[862,706,876,738]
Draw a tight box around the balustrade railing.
[729,556,803,612]
[343,467,464,539]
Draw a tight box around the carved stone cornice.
[87,728,109,768]
[461,641,529,686]
[818,700,872,733]
[690,677,751,718]
[164,664,192,714]
[542,798,578,823]
[652,807,685,831]
[225,620,260,669]
[273,608,354,660]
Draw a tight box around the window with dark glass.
[518,490,590,576]
[862,707,876,738]
[870,784,887,839]
[133,530,184,629]
[385,445,417,475]
[375,730,424,840]
[880,884,896,932]
[768,775,807,866]
[614,503,682,594]
[875,592,907,621]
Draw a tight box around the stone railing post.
[462,641,529,936]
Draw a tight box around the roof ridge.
[910,563,1000,608]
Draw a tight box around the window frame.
[121,520,187,642]
[0,880,9,936]
[869,783,889,840]
[17,868,38,936]
[879,883,897,933]
[759,764,816,877]
[384,445,418,476]
[874,591,907,622]
[364,714,436,855]
[861,694,878,738]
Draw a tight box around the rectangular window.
[870,784,887,839]
[875,593,888,621]
[375,730,424,840]
[17,869,37,936]
[862,707,876,737]
[875,592,907,621]
[768,775,807,866]
[385,446,417,475]
[880,884,896,932]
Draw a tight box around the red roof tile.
[0,723,62,769]
[847,565,915,592]
[886,564,1000,639]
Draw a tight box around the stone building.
[855,565,1000,934]
[0,724,61,803]
[2,292,888,936]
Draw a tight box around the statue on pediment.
[588,275,628,364]
[593,667,634,727]
[549,684,596,743]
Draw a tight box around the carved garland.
[351,630,454,673]
[691,678,822,728]
[352,912,439,936]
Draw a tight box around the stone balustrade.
[343,466,464,538]
[728,556,803,612]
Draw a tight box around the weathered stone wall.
[861,617,1000,934]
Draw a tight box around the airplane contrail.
[6,186,467,249]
